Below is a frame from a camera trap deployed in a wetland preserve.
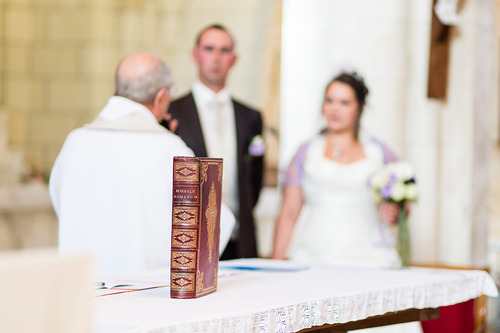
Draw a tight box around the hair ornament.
[334,65,365,86]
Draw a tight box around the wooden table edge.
[298,307,439,332]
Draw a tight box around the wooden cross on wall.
[427,0,452,99]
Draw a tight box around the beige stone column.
[437,0,498,266]
[405,0,441,263]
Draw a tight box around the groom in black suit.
[162,24,263,259]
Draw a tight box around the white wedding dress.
[287,134,400,267]
[286,134,422,333]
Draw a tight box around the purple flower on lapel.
[247,135,265,157]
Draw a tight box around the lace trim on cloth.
[125,269,496,333]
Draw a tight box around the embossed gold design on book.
[172,230,197,248]
[171,251,197,270]
[172,207,198,226]
[174,161,199,182]
[171,272,195,291]
[205,182,218,263]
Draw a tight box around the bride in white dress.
[272,72,422,333]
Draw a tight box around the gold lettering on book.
[205,182,218,263]
[173,186,199,202]
[175,188,196,194]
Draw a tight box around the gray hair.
[115,54,173,105]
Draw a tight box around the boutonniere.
[246,135,265,159]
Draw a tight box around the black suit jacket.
[163,92,264,258]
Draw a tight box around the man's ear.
[191,48,200,64]
[152,87,169,122]
[230,53,238,67]
[154,87,168,106]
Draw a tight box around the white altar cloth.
[94,259,497,333]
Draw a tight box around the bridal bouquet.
[368,161,418,266]
[369,161,418,203]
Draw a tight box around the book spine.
[170,156,201,299]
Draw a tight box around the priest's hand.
[163,113,178,133]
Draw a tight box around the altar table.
[94,259,497,333]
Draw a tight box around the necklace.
[332,147,342,160]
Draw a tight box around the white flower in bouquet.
[389,181,406,202]
[370,170,389,189]
[405,184,418,201]
[390,161,415,180]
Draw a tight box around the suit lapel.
[233,101,246,165]
[183,93,208,157]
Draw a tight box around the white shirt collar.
[192,80,231,106]
[96,96,158,124]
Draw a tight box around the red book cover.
[170,156,223,299]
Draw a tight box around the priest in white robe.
[49,52,234,275]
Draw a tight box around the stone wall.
[0,109,23,185]
[0,0,281,250]
[0,0,187,175]
[0,106,57,250]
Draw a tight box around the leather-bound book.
[170,156,223,299]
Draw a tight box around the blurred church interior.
[0,0,499,329]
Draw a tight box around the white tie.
[208,98,235,215]
[211,98,226,140]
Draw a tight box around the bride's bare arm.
[272,186,304,259]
